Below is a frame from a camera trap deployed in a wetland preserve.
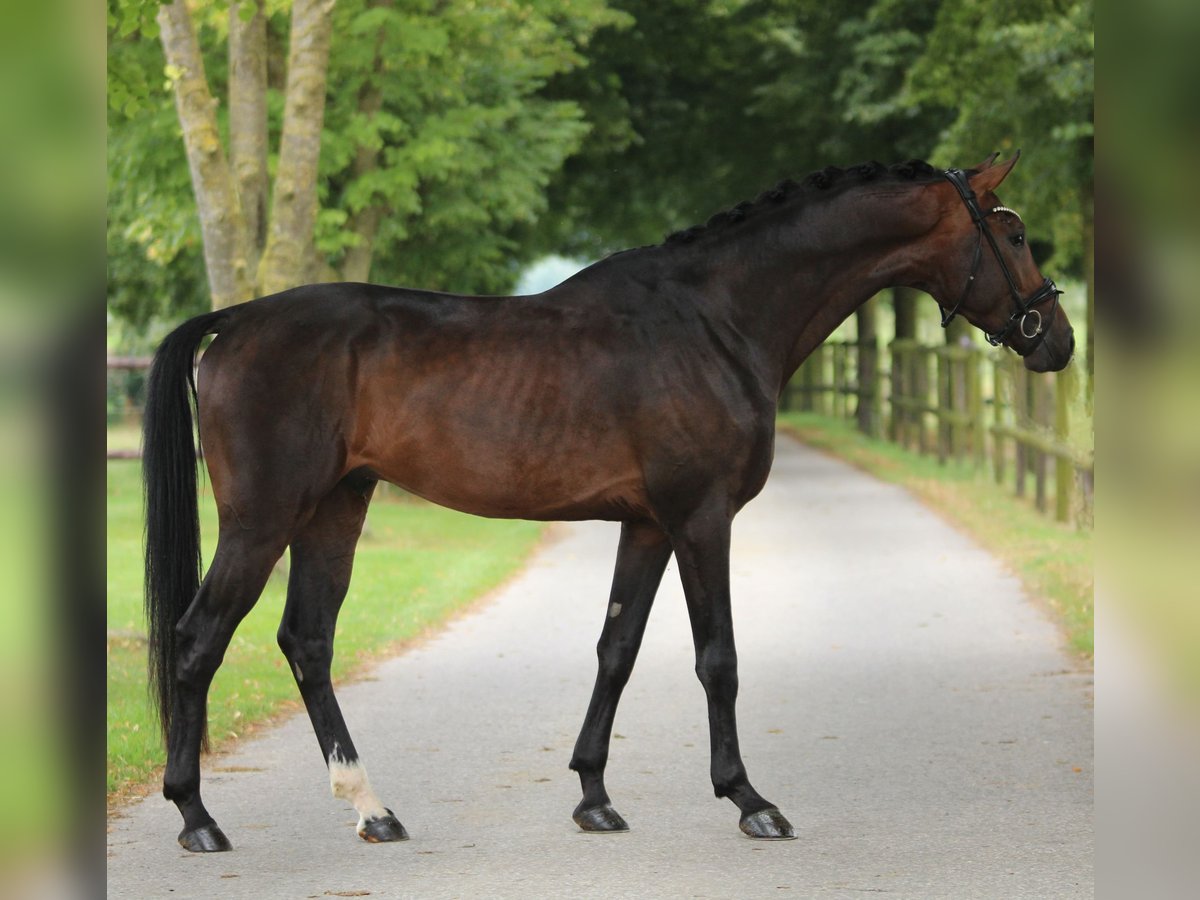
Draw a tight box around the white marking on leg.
[608,602,622,618]
[328,749,389,831]
[292,660,304,683]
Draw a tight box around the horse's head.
[925,153,1075,373]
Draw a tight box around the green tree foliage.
[107,0,628,329]
[903,0,1094,275]
[828,0,950,158]
[107,0,167,118]
[318,0,630,293]
[534,0,951,256]
[107,104,210,330]
[535,0,831,257]
[534,0,1090,260]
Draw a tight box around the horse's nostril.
[1069,332,1076,356]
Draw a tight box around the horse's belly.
[359,427,650,522]
[346,330,656,520]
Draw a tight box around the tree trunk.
[229,0,270,280]
[340,4,390,284]
[893,286,919,340]
[943,313,972,346]
[157,0,253,310]
[258,0,337,295]
[342,206,385,283]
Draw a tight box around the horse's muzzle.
[1022,327,1075,373]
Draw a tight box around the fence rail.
[107,355,153,370]
[782,338,1093,528]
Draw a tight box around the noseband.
[940,168,1062,350]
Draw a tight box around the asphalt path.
[107,434,1093,898]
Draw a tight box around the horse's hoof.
[178,822,233,852]
[573,803,629,833]
[358,809,409,843]
[740,808,797,840]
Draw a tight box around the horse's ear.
[969,151,1001,171]
[970,150,1020,193]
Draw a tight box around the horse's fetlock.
[711,756,749,788]
[162,775,195,803]
[568,754,603,776]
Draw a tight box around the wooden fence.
[782,338,1094,528]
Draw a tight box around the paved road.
[107,435,1093,899]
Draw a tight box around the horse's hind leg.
[164,529,288,851]
[277,474,407,843]
[570,521,672,832]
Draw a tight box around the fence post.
[832,343,846,420]
[1032,375,1048,513]
[858,337,881,438]
[992,358,1006,486]
[936,349,949,464]
[888,340,906,445]
[1054,375,1073,523]
[901,344,913,451]
[857,300,881,438]
[813,345,827,415]
[917,348,931,455]
[968,350,985,470]
[799,349,812,413]
[1014,367,1028,498]
[902,344,915,450]
[952,351,966,464]
[799,352,814,412]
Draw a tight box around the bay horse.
[142,153,1074,852]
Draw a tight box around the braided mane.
[663,159,941,245]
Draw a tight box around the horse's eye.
[1010,233,1026,248]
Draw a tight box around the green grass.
[107,462,545,799]
[778,412,1093,658]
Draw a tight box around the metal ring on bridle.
[1020,308,1042,339]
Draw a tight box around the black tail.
[142,308,233,743]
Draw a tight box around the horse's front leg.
[671,505,796,840]
[570,520,672,832]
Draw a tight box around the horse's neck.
[695,186,939,392]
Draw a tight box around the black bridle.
[940,168,1062,350]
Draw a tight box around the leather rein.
[940,168,1062,351]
